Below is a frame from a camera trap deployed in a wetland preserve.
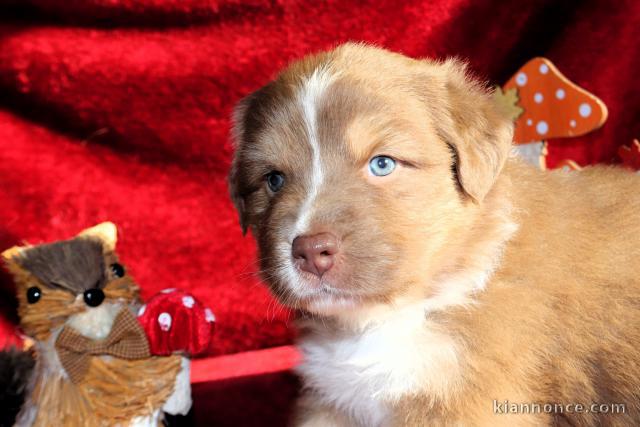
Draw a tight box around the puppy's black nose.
[292,233,339,277]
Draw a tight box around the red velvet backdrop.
[0,0,638,422]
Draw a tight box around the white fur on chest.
[297,301,461,427]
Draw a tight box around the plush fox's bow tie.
[55,308,151,383]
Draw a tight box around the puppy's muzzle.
[292,233,339,277]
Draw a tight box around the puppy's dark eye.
[266,172,285,192]
[110,263,125,278]
[27,286,41,304]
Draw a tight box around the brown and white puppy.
[229,43,640,426]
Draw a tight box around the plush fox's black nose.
[84,288,105,307]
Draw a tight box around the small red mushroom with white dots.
[135,289,215,416]
[137,288,214,356]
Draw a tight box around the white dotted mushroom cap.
[506,57,608,144]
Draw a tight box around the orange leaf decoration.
[503,58,608,145]
[618,139,640,171]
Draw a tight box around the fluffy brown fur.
[16,238,106,295]
[229,43,640,426]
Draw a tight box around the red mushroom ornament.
[136,289,215,416]
[495,57,608,169]
[137,288,214,356]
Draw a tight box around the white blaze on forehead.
[292,66,336,238]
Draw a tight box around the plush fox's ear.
[77,222,118,251]
[427,59,513,203]
[1,245,29,277]
[1,245,23,265]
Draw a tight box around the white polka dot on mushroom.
[158,312,172,331]
[161,288,176,294]
[516,72,527,86]
[526,119,533,126]
[539,63,549,74]
[534,92,543,103]
[570,120,577,128]
[579,103,592,117]
[137,305,146,317]
[205,308,216,323]
[555,89,565,100]
[536,121,549,135]
[182,295,195,308]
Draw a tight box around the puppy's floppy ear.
[431,59,513,203]
[228,162,248,235]
[228,94,255,236]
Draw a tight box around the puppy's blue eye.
[266,172,285,192]
[369,156,396,176]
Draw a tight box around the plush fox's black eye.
[84,288,105,307]
[266,172,285,192]
[110,263,125,278]
[27,286,41,304]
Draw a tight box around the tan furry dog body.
[229,44,640,426]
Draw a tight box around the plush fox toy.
[0,223,199,426]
